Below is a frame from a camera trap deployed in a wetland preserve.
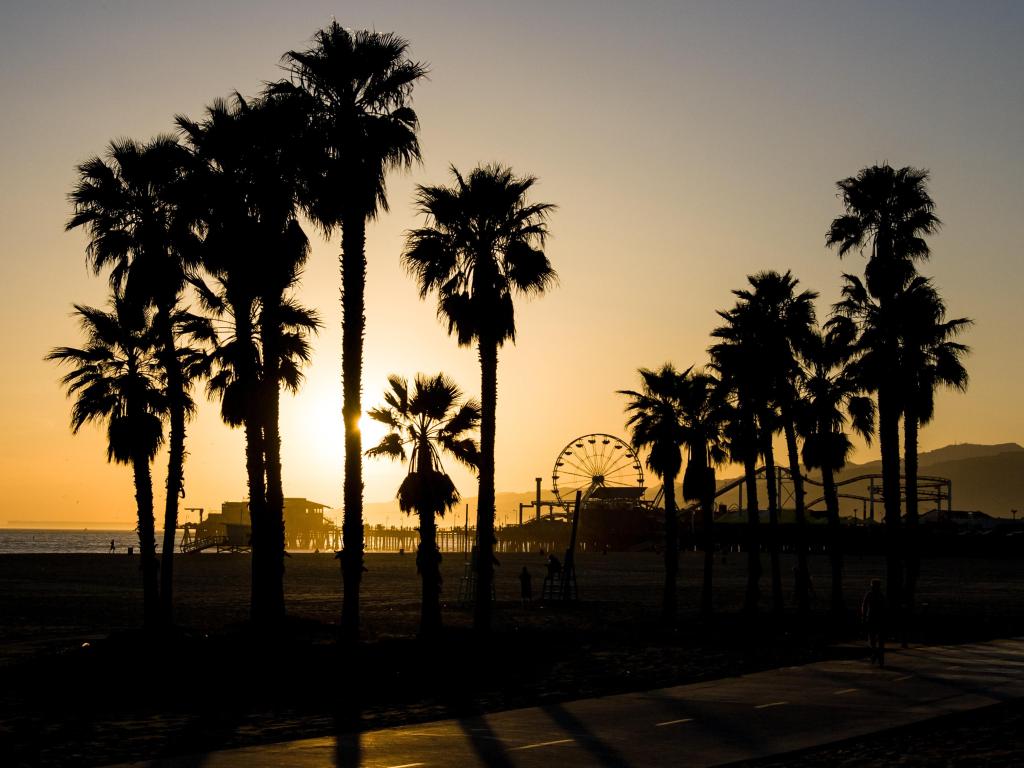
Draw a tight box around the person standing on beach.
[519,566,533,605]
[109,539,116,554]
[861,578,887,666]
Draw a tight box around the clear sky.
[1,1,1022,527]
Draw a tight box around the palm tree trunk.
[783,416,810,617]
[822,460,845,616]
[742,403,761,614]
[131,447,160,630]
[244,415,269,622]
[418,505,442,638]
[260,311,286,624]
[662,473,679,628]
[416,433,442,639]
[700,463,715,619]
[155,305,185,626]
[761,425,783,615]
[474,337,498,634]
[877,380,903,613]
[903,405,920,644]
[340,215,367,643]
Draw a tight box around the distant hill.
[842,443,1024,475]
[347,443,1024,526]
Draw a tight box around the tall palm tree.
[678,371,730,618]
[366,374,481,638]
[180,93,319,624]
[49,298,167,629]
[709,312,762,615]
[712,275,805,616]
[898,281,970,612]
[800,317,875,615]
[276,25,427,641]
[827,164,940,607]
[403,164,556,634]
[621,365,688,627]
[67,136,201,623]
[737,271,818,616]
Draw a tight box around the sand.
[2,550,1024,767]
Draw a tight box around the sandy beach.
[3,550,1024,767]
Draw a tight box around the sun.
[358,412,392,449]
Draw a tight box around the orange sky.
[2,2,1022,527]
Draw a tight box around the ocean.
[0,529,187,554]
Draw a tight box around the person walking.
[861,578,888,666]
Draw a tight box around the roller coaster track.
[659,465,952,519]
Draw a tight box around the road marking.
[510,738,574,751]
[386,763,425,768]
[754,701,788,709]
[655,718,693,727]
[894,675,913,682]
[833,688,858,695]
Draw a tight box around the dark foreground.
[100,638,1024,768]
[1,551,1023,767]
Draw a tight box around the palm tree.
[827,164,940,607]
[738,271,818,616]
[709,311,762,615]
[180,93,319,624]
[48,297,167,628]
[712,276,804,616]
[366,374,480,638]
[276,25,427,641]
[800,317,875,615]
[67,136,201,623]
[403,164,556,634]
[897,281,970,612]
[677,371,730,618]
[621,365,688,627]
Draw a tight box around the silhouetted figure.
[399,547,405,556]
[793,565,816,605]
[519,566,533,605]
[109,539,116,554]
[861,578,887,666]
[541,554,563,600]
[546,554,562,579]
[127,545,134,555]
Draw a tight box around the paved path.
[112,638,1024,767]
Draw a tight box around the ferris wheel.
[551,433,644,508]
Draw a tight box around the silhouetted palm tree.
[67,136,202,623]
[366,374,480,638]
[709,311,762,614]
[738,271,818,616]
[49,298,167,628]
[827,164,940,607]
[621,364,688,627]
[897,280,970,612]
[800,317,875,615]
[678,371,730,618]
[180,93,319,624]
[276,25,427,641]
[403,164,556,634]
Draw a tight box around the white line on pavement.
[894,675,913,681]
[833,688,858,695]
[510,738,574,751]
[655,718,694,727]
[385,763,425,768]
[754,701,788,709]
